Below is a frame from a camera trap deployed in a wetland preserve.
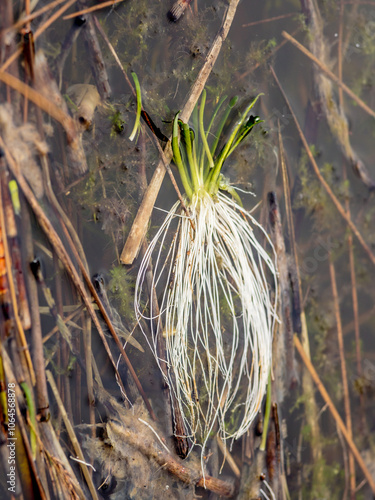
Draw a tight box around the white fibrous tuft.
[135,191,277,463]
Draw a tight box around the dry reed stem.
[64,0,125,19]
[0,136,129,400]
[270,66,375,267]
[0,173,35,383]
[1,347,47,498]
[108,418,236,497]
[0,70,77,141]
[120,0,241,264]
[268,191,296,386]
[0,0,77,73]
[57,215,156,419]
[6,0,68,32]
[345,188,366,431]
[294,335,375,494]
[217,435,241,478]
[238,27,301,82]
[328,255,356,497]
[242,12,295,27]
[281,31,375,119]
[42,306,83,343]
[93,17,192,221]
[337,0,344,109]
[279,127,324,477]
[46,370,99,500]
[22,205,50,417]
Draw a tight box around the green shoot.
[129,72,142,142]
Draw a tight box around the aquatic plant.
[135,91,278,463]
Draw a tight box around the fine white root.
[135,191,277,463]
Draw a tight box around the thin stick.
[328,255,356,497]
[108,418,235,497]
[0,171,35,383]
[63,0,125,19]
[294,335,375,494]
[279,126,324,482]
[237,27,301,82]
[93,16,193,223]
[22,204,50,419]
[242,12,295,27]
[6,0,68,33]
[270,65,375,267]
[0,0,77,72]
[46,370,99,500]
[121,0,242,264]
[281,31,375,119]
[216,435,241,478]
[0,136,129,401]
[0,70,77,141]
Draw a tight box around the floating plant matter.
[135,91,278,465]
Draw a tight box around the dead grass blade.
[0,135,129,402]
[270,66,375,267]
[0,70,77,141]
[121,0,242,264]
[46,370,99,500]
[281,31,375,119]
[294,335,375,494]
[63,0,125,20]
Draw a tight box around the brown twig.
[121,0,242,264]
[268,191,297,388]
[107,417,235,497]
[22,204,50,420]
[6,0,68,33]
[93,16,193,223]
[63,0,125,19]
[242,12,296,28]
[46,370,99,500]
[0,135,130,403]
[294,335,375,494]
[0,0,77,73]
[81,13,111,100]
[328,254,356,498]
[270,65,375,267]
[0,69,77,141]
[0,166,35,383]
[281,30,375,119]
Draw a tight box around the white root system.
[135,191,277,458]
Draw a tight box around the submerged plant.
[135,90,277,463]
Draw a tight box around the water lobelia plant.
[135,90,278,466]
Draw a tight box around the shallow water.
[1,0,375,498]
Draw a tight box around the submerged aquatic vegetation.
[135,91,277,461]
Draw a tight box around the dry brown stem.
[329,255,356,497]
[0,170,35,383]
[64,0,125,19]
[0,69,77,141]
[0,0,77,73]
[22,205,50,418]
[294,335,375,494]
[6,0,68,33]
[281,30,375,119]
[0,135,130,401]
[270,65,375,267]
[46,370,99,500]
[120,0,241,264]
[107,418,235,497]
